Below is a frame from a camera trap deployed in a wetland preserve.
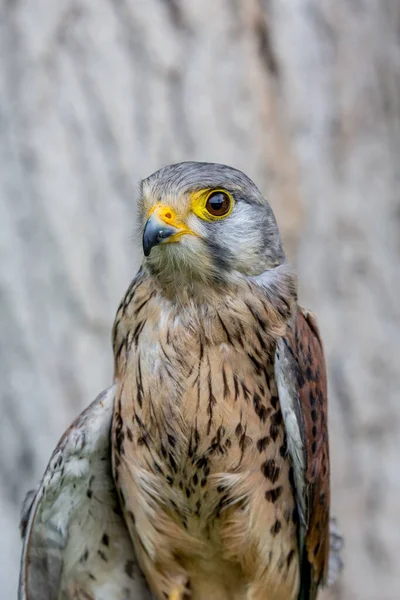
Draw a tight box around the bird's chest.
[114,316,291,530]
[112,294,299,598]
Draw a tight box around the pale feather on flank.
[19,386,153,600]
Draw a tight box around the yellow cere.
[148,203,176,222]
[190,188,234,221]
[146,203,198,242]
[147,203,187,230]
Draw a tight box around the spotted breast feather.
[112,267,302,600]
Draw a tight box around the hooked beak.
[142,204,195,257]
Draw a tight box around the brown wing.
[295,308,330,584]
[275,307,330,598]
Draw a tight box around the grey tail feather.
[327,517,344,586]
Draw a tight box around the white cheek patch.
[219,203,262,266]
[186,213,208,238]
[185,203,265,275]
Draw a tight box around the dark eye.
[205,191,231,217]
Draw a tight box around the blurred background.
[1,1,399,598]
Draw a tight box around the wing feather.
[275,307,331,599]
[19,386,153,600]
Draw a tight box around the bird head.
[139,162,286,290]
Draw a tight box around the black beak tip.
[142,220,177,257]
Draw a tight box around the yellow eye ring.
[191,189,234,221]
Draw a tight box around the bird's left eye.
[205,191,232,217]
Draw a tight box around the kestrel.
[20,162,342,600]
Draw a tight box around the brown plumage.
[277,308,330,599]
[294,309,330,588]
[112,267,299,600]
[110,162,332,600]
